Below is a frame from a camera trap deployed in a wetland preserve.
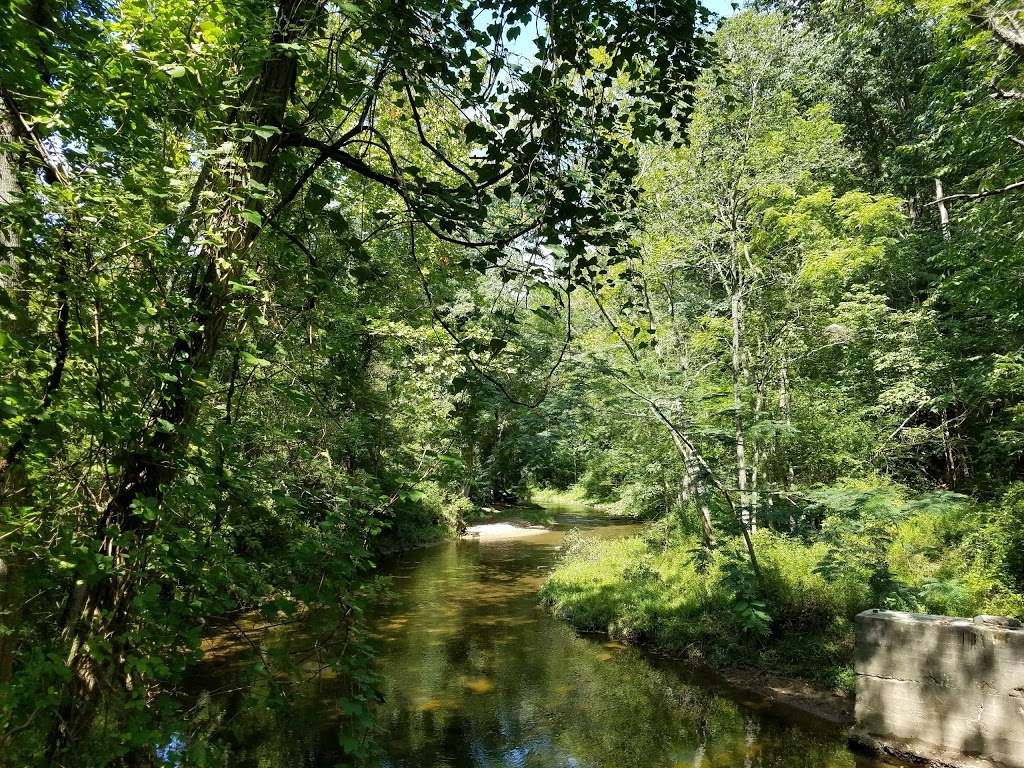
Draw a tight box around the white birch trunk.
[731,281,752,532]
[935,177,951,240]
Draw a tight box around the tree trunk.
[750,380,763,532]
[646,398,763,586]
[935,177,951,240]
[0,99,21,273]
[46,0,321,756]
[462,439,475,498]
[779,355,796,531]
[663,407,715,551]
[730,278,752,532]
[0,95,23,689]
[779,356,794,490]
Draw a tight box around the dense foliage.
[0,0,707,763]
[540,0,1024,689]
[1,0,1023,764]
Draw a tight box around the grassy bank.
[540,485,1024,694]
[529,485,601,508]
[530,484,641,517]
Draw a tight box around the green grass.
[539,530,862,692]
[543,520,1023,694]
[541,485,1024,695]
[530,484,644,517]
[529,485,600,507]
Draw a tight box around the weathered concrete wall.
[850,610,1024,768]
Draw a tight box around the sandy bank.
[462,522,551,541]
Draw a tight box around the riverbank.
[567,625,854,725]
[374,496,547,554]
[711,664,853,724]
[367,502,868,767]
[540,488,1024,706]
[539,527,861,696]
[557,625,855,724]
[462,520,550,541]
[458,505,853,723]
[180,501,885,767]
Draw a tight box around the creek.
[185,503,887,767]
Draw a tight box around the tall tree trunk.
[779,355,796,531]
[46,0,321,757]
[0,94,23,689]
[750,380,763,532]
[0,100,20,272]
[644,395,761,586]
[666,418,716,551]
[730,277,752,532]
[661,402,715,551]
[779,355,794,490]
[934,177,951,240]
[462,439,475,498]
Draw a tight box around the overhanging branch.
[929,178,1024,205]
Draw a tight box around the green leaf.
[197,20,221,42]
[241,352,271,368]
[239,209,262,226]
[253,125,280,140]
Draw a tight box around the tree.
[0,0,711,761]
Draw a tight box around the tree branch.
[287,133,540,249]
[987,7,1024,56]
[929,178,1024,204]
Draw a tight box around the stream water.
[186,504,888,767]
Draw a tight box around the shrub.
[756,530,869,629]
[376,481,479,550]
[542,480,1024,693]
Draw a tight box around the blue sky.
[705,0,740,17]
[500,1,741,63]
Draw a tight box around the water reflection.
[184,505,884,768]
[372,506,874,768]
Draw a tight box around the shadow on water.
[180,503,890,767]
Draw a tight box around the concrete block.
[850,609,1024,768]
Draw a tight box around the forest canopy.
[2,0,1024,765]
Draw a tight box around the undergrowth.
[540,482,1024,693]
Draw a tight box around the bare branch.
[929,178,1024,205]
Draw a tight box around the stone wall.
[850,609,1024,768]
